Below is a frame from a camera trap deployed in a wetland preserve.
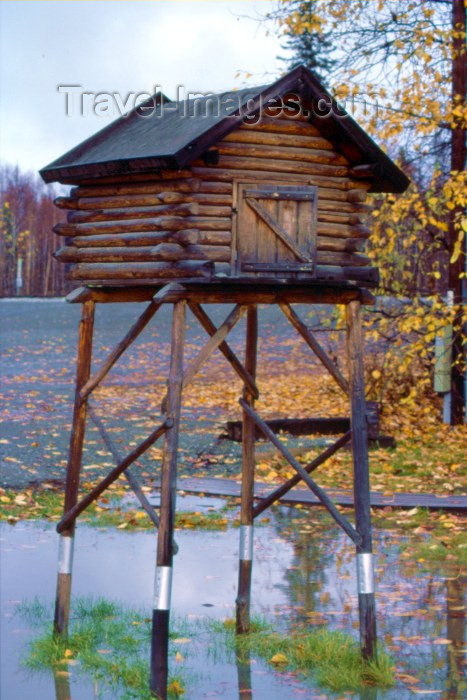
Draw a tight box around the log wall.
[53,112,376,286]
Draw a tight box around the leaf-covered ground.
[1,299,465,500]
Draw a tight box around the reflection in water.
[359,687,377,700]
[2,514,465,699]
[235,641,252,700]
[271,507,466,697]
[446,575,466,699]
[273,508,333,627]
[53,667,71,700]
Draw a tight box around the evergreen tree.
[277,0,335,82]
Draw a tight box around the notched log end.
[54,196,78,210]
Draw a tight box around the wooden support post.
[150,301,186,699]
[54,300,95,636]
[236,305,258,634]
[235,641,253,699]
[346,300,377,660]
[53,666,71,700]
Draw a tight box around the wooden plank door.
[235,183,317,277]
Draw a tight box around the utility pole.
[448,0,466,424]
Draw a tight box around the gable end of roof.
[40,65,409,193]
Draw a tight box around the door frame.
[232,179,318,277]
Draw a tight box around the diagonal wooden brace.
[79,283,178,403]
[252,431,351,518]
[239,399,361,546]
[245,197,308,262]
[279,303,349,395]
[57,418,171,533]
[188,303,259,399]
[88,405,159,528]
[183,304,247,387]
[161,304,247,411]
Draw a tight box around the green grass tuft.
[15,597,51,628]
[211,615,270,635]
[222,624,395,693]
[20,597,185,699]
[19,598,395,697]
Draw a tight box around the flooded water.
[1,496,465,699]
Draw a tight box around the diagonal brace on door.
[183,304,247,388]
[245,197,309,262]
[239,399,361,546]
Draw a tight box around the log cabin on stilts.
[40,65,409,699]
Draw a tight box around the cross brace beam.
[78,284,179,403]
[188,303,259,399]
[239,399,361,546]
[88,405,160,528]
[161,304,247,412]
[279,303,349,395]
[184,304,247,386]
[252,431,351,518]
[57,418,170,533]
[79,300,161,402]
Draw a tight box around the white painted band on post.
[58,535,74,575]
[357,552,374,594]
[154,566,172,611]
[239,525,253,561]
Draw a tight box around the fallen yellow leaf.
[397,672,419,684]
[167,679,184,697]
[411,691,443,695]
[270,653,288,665]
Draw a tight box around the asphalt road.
[1,298,330,489]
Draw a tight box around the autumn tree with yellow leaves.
[268,0,467,423]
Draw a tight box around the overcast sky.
[0,0,286,178]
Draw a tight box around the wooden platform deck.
[168,476,467,512]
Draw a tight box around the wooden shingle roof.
[40,66,409,193]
